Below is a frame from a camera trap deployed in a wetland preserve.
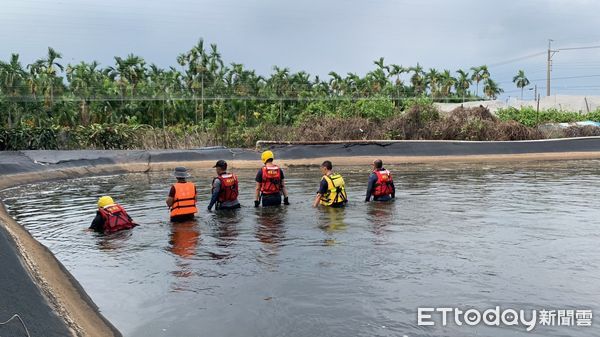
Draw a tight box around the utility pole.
[201,72,204,125]
[546,39,558,96]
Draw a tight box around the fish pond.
[2,162,600,337]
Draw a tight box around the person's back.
[90,196,136,234]
[255,150,290,207]
[208,160,241,211]
[365,159,395,202]
[167,167,198,221]
[314,160,348,208]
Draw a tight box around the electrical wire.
[558,45,600,51]
[0,314,31,337]
[487,51,546,68]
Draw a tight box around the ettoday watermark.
[418,307,593,332]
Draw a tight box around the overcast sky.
[2,0,600,98]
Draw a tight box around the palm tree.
[439,69,456,98]
[409,63,425,95]
[455,69,472,102]
[366,68,387,94]
[66,61,102,125]
[271,66,290,124]
[388,64,405,105]
[426,69,440,98]
[328,71,343,95]
[512,69,530,100]
[373,57,389,76]
[0,54,27,127]
[470,65,489,98]
[113,54,146,96]
[483,78,503,100]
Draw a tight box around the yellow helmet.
[261,150,274,164]
[97,196,114,208]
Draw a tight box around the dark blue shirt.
[318,178,328,195]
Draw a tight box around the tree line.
[0,39,514,130]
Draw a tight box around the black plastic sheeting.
[261,138,600,158]
[0,226,72,337]
[3,138,600,175]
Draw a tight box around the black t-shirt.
[89,211,104,232]
[318,178,328,195]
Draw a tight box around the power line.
[558,45,600,51]
[497,73,600,85]
[487,51,546,68]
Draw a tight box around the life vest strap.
[171,204,197,211]
[174,197,196,202]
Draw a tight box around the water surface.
[2,162,600,337]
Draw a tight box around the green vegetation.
[0,39,508,149]
[2,39,599,149]
[497,107,600,127]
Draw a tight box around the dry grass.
[383,105,543,141]
[562,125,600,138]
[295,117,384,141]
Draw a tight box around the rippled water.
[3,162,600,337]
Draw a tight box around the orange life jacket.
[260,165,282,195]
[214,173,239,202]
[99,204,136,234]
[170,182,198,218]
[373,169,394,197]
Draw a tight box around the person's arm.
[254,182,261,200]
[313,179,328,208]
[208,179,220,211]
[89,211,104,232]
[254,170,262,207]
[281,180,289,198]
[365,173,376,202]
[279,169,288,198]
[390,180,396,199]
[313,193,322,208]
[166,185,175,208]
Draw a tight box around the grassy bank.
[4,100,600,150]
[497,107,600,127]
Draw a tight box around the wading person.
[365,159,395,202]
[90,196,137,234]
[255,150,290,207]
[166,166,198,221]
[208,160,241,211]
[313,160,348,208]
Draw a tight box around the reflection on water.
[169,220,200,259]
[96,230,134,251]
[367,201,395,238]
[318,207,348,246]
[255,207,287,268]
[2,162,600,337]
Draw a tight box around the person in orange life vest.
[254,150,289,207]
[166,167,198,222]
[365,159,395,202]
[208,160,241,211]
[89,196,137,234]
